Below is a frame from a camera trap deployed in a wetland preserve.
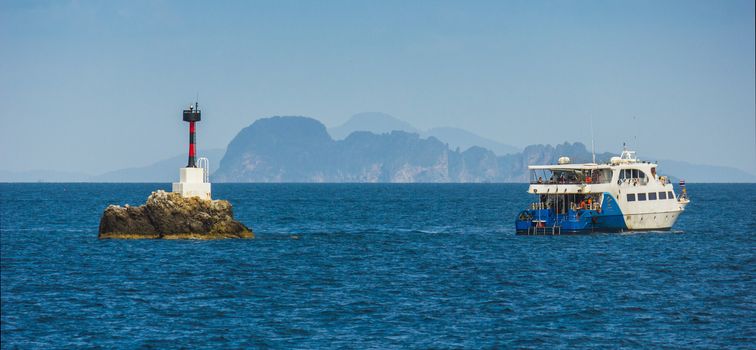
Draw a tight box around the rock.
[98,190,253,239]
[98,205,159,238]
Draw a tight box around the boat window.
[619,168,648,185]
[590,168,613,184]
[530,169,556,184]
[668,191,674,199]
[658,191,667,200]
[627,193,636,202]
[648,192,657,200]
[535,170,581,184]
[638,193,647,201]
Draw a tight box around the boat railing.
[530,179,585,185]
[530,202,600,211]
[526,223,561,235]
[530,202,549,210]
[570,202,601,211]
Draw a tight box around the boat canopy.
[529,166,614,185]
[528,163,604,170]
[528,161,657,171]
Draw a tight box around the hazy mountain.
[215,116,755,183]
[214,116,505,182]
[424,127,519,155]
[651,159,756,183]
[214,117,336,182]
[5,117,753,183]
[89,149,225,182]
[328,112,418,140]
[329,112,519,155]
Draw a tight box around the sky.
[1,0,754,175]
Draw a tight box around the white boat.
[515,146,690,234]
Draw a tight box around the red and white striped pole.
[182,102,201,168]
[188,120,196,167]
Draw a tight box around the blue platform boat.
[515,146,690,235]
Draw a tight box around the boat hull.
[515,227,673,235]
[515,193,683,235]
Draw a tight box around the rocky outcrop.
[98,190,253,239]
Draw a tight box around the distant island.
[328,112,520,156]
[211,116,740,183]
[2,113,755,183]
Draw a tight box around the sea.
[1,183,754,349]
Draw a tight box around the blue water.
[1,183,754,348]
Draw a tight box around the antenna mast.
[633,115,638,153]
[590,116,596,163]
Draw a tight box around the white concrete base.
[172,167,211,200]
[178,167,204,183]
[172,182,211,200]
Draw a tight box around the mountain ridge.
[328,112,520,156]
[214,116,756,183]
[3,116,753,183]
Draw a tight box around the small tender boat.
[515,146,690,235]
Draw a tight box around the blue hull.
[515,193,628,234]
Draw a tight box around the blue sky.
[1,0,754,174]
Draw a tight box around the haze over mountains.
[329,113,520,156]
[215,116,514,182]
[0,150,224,183]
[214,116,615,182]
[89,149,225,183]
[213,116,756,183]
[2,113,754,183]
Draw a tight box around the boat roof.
[528,161,657,171]
[528,163,603,170]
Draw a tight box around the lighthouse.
[172,102,211,200]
